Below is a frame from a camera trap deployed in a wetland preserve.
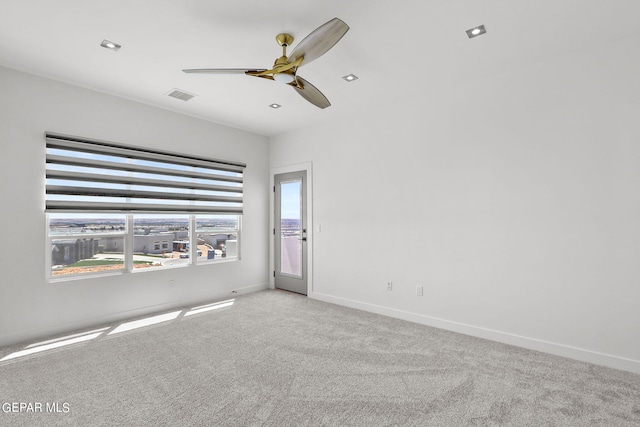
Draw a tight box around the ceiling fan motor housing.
[273,72,295,84]
[272,53,296,84]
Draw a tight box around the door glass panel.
[280,180,302,277]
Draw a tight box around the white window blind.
[45,133,245,214]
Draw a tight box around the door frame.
[270,162,313,295]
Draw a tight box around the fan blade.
[288,18,349,67]
[292,76,331,109]
[182,68,267,74]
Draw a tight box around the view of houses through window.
[49,213,239,278]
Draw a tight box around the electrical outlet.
[387,281,393,291]
[416,286,423,296]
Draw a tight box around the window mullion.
[125,214,134,272]
[189,215,196,266]
[45,213,52,282]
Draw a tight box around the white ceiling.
[1,1,639,137]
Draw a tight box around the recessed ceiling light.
[100,39,122,51]
[269,103,282,109]
[466,25,486,39]
[342,74,359,82]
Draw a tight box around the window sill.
[48,270,125,283]
[196,257,239,266]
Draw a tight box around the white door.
[274,171,307,295]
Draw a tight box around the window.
[45,133,245,280]
[195,215,240,264]
[133,214,189,270]
[49,214,127,277]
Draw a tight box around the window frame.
[47,213,241,282]
[47,214,128,281]
[194,215,242,265]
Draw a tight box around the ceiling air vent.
[167,88,196,101]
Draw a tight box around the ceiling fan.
[182,17,349,109]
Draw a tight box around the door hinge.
[273,270,276,277]
[273,228,275,235]
[273,185,275,192]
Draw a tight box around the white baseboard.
[309,291,640,375]
[230,283,270,296]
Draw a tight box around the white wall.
[270,36,640,373]
[0,65,270,347]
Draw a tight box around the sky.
[280,181,301,220]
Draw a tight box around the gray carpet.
[1,289,639,426]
